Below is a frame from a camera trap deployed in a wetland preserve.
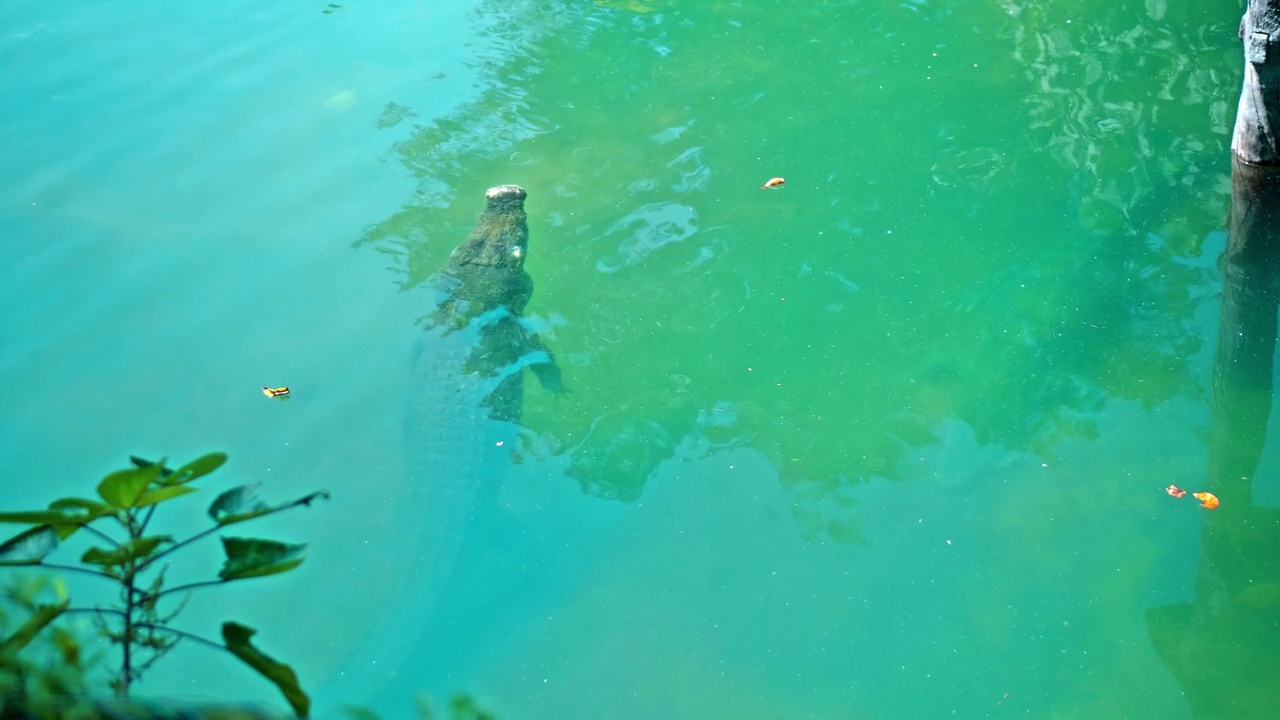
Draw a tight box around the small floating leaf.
[1192,491,1220,510]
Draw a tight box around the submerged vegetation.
[0,453,327,717]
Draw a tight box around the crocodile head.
[429,185,534,330]
[420,185,563,421]
[446,184,529,272]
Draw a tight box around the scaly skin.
[427,184,562,422]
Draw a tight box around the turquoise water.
[1,0,1270,717]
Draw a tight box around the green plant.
[344,692,498,720]
[0,453,328,717]
[0,573,100,717]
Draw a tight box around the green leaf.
[158,452,228,486]
[133,484,198,508]
[448,694,497,720]
[4,574,69,609]
[208,485,269,524]
[130,455,172,475]
[97,463,163,509]
[0,499,116,540]
[0,526,58,565]
[49,497,118,538]
[340,706,382,720]
[218,537,308,580]
[48,625,82,666]
[222,622,310,717]
[0,511,69,524]
[0,600,68,657]
[210,485,330,526]
[48,497,114,518]
[81,536,171,567]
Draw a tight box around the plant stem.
[141,525,220,571]
[118,508,141,697]
[155,578,227,599]
[138,503,158,536]
[30,562,119,584]
[77,522,123,548]
[64,608,225,653]
[133,621,224,652]
[141,490,328,573]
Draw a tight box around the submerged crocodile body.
[323,185,561,707]
[402,183,563,619]
[423,183,563,420]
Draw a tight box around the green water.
[368,0,1236,500]
[1,0,1270,717]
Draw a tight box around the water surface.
[0,0,1266,718]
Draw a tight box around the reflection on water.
[2,0,1262,716]
[1143,155,1280,717]
[595,202,699,273]
[360,0,1235,519]
[338,1,1246,711]
[1009,1,1234,236]
[929,147,1005,188]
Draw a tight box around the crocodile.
[321,185,561,708]
[422,182,564,420]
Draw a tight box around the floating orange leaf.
[1164,484,1187,498]
[1192,492,1219,510]
[761,177,785,189]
